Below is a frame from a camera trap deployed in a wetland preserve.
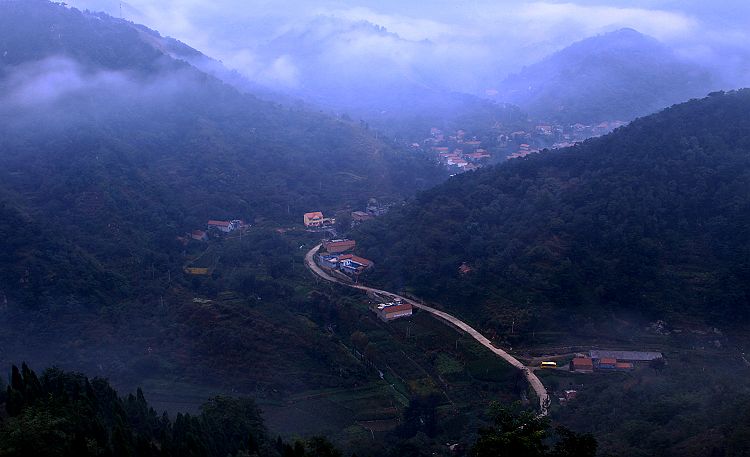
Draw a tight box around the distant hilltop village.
[412,120,627,174]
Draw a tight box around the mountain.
[495,28,718,123]
[356,89,750,330]
[0,0,445,307]
[0,0,449,431]
[245,14,522,133]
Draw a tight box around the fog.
[63,0,750,112]
[0,56,212,134]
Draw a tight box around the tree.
[350,331,369,351]
[471,404,550,457]
[471,403,596,457]
[551,426,597,457]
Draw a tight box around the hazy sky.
[64,0,750,94]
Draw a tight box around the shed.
[570,357,593,373]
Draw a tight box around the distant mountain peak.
[496,27,716,123]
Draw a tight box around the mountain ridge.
[496,28,718,123]
[356,89,750,330]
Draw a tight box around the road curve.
[305,244,549,415]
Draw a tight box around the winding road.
[305,244,549,415]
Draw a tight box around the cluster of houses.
[502,121,628,160]
[569,350,663,373]
[507,142,541,159]
[373,299,413,322]
[316,239,375,280]
[304,211,335,229]
[414,128,493,173]
[408,120,627,171]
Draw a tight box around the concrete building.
[304,211,335,228]
[375,302,413,321]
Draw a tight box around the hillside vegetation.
[357,90,750,331]
[0,364,344,457]
[0,0,444,307]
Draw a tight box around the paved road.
[305,244,549,415]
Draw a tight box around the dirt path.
[305,244,549,415]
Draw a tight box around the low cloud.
[0,56,207,132]
[63,0,750,98]
[4,57,130,107]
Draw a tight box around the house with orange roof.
[304,211,335,228]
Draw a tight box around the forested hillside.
[0,0,444,307]
[0,364,344,457]
[357,90,750,331]
[0,1,449,441]
[497,28,717,123]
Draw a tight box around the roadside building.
[323,239,356,253]
[375,302,413,321]
[570,357,594,373]
[615,362,634,371]
[338,254,374,277]
[318,254,341,270]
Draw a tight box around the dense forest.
[357,89,750,331]
[0,364,344,457]
[0,364,596,457]
[496,28,717,123]
[0,0,446,307]
[0,2,452,450]
[352,89,750,456]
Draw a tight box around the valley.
[1,1,749,456]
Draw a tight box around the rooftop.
[382,303,413,314]
[590,350,663,361]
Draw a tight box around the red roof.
[324,239,356,248]
[572,358,593,367]
[350,255,373,266]
[616,362,634,369]
[207,220,230,227]
[600,358,617,365]
[383,304,413,314]
[338,254,372,265]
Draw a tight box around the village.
[177,205,666,416]
[540,349,664,406]
[415,120,628,173]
